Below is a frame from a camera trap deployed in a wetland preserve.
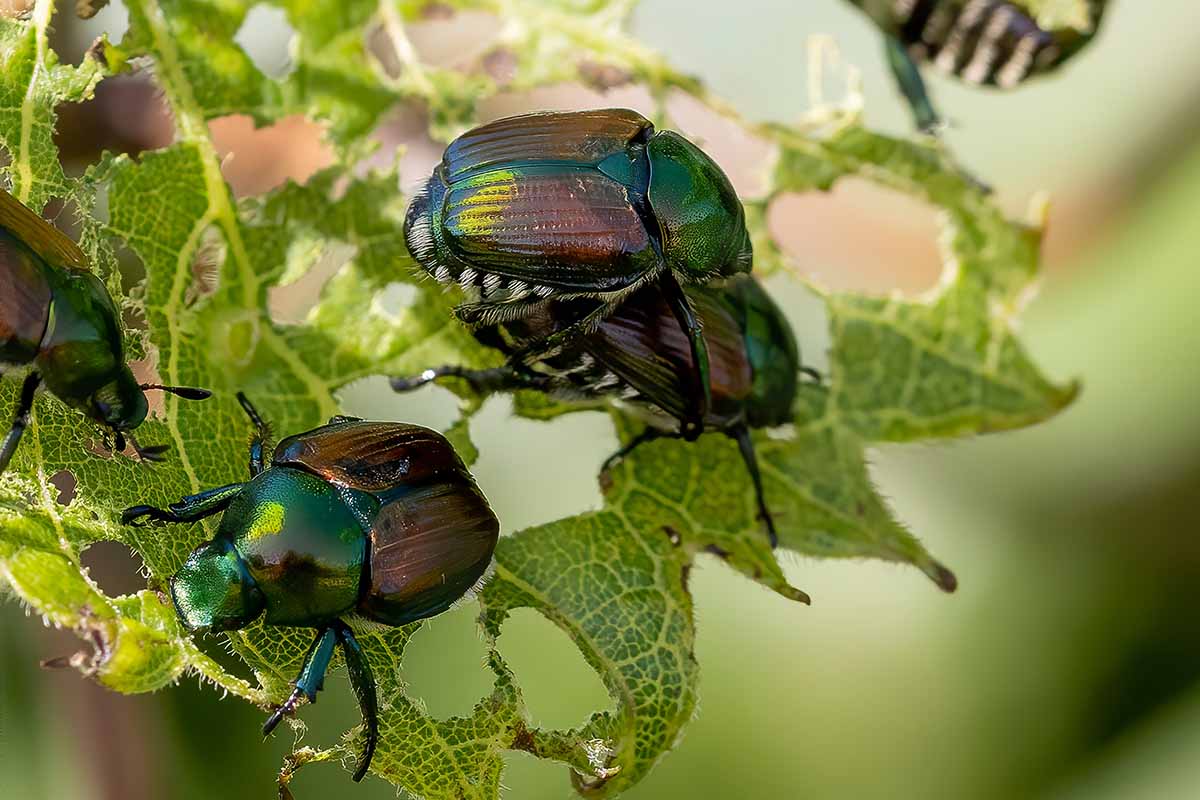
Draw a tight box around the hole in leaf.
[375,281,418,315]
[0,1,33,19]
[496,607,612,730]
[470,396,613,532]
[234,4,295,80]
[768,178,944,296]
[400,603,493,720]
[363,102,444,188]
[482,48,517,85]
[268,240,356,325]
[80,540,147,597]
[406,10,500,71]
[44,0,130,66]
[49,470,76,506]
[501,750,565,799]
[209,114,334,198]
[54,74,175,175]
[339,376,461,434]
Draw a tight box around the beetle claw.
[263,687,305,736]
[120,505,156,526]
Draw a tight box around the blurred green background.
[4,2,1200,798]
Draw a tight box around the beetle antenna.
[140,384,213,401]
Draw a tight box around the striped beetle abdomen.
[894,0,1067,88]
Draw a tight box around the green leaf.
[0,0,1074,796]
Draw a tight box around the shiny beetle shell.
[406,108,752,300]
[271,420,500,626]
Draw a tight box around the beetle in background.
[393,274,815,551]
[0,188,209,472]
[848,0,1109,132]
[406,108,754,439]
[123,394,500,781]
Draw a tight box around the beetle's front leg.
[0,372,40,474]
[884,35,942,135]
[263,626,338,737]
[660,272,710,440]
[121,483,244,526]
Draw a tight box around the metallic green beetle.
[848,0,1109,131]
[393,274,814,553]
[0,188,209,472]
[122,394,500,782]
[406,108,754,439]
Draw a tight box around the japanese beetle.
[392,275,812,548]
[405,108,755,438]
[849,0,1108,131]
[0,188,209,472]
[122,394,499,782]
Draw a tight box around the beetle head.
[89,366,148,432]
[171,539,266,633]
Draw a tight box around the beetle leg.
[391,364,551,396]
[0,372,41,474]
[454,295,547,327]
[600,427,678,474]
[263,626,338,737]
[508,298,616,367]
[800,366,824,384]
[729,425,778,549]
[121,483,244,526]
[660,272,710,441]
[884,35,942,135]
[334,619,378,782]
[236,392,271,477]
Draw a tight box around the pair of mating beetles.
[1,108,801,782]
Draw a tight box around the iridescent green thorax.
[646,131,751,279]
[220,467,371,626]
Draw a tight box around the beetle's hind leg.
[601,427,678,474]
[729,425,778,549]
[884,35,942,135]
[263,626,338,737]
[391,364,552,396]
[660,272,711,441]
[334,620,378,782]
[0,372,41,473]
[121,483,244,527]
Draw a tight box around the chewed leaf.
[482,509,697,798]
[0,0,1076,797]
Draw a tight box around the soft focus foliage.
[0,0,1073,795]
